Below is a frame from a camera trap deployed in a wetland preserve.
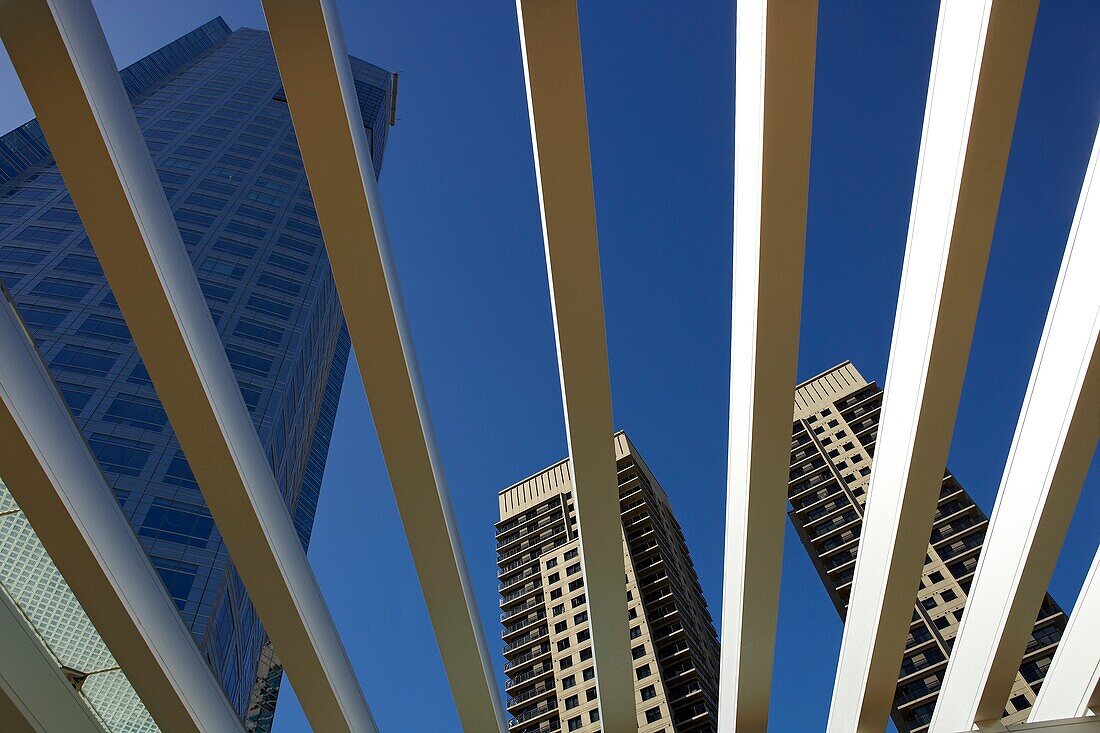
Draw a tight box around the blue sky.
[1,1,1097,731]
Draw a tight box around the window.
[57,383,94,414]
[564,695,578,710]
[553,604,565,616]
[550,588,563,600]
[139,499,214,548]
[258,272,302,295]
[574,611,588,624]
[632,645,646,660]
[564,548,578,561]
[32,277,91,302]
[226,346,273,377]
[104,395,168,430]
[78,314,130,343]
[579,647,592,661]
[246,294,292,319]
[636,664,651,680]
[225,220,267,239]
[267,252,308,274]
[20,305,67,330]
[559,656,573,669]
[57,254,103,276]
[557,639,570,652]
[582,667,595,681]
[942,589,957,602]
[185,193,227,210]
[555,621,568,633]
[567,717,581,731]
[548,572,560,584]
[88,434,153,476]
[214,237,257,258]
[16,225,70,244]
[150,557,198,611]
[199,280,235,302]
[630,626,641,640]
[641,685,656,701]
[645,706,662,723]
[589,709,600,723]
[164,453,198,489]
[0,246,46,266]
[567,563,581,576]
[51,345,118,377]
[577,629,590,642]
[929,571,944,584]
[561,675,576,689]
[568,578,584,592]
[585,687,597,702]
[234,318,284,347]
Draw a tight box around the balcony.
[503,626,548,655]
[506,681,556,710]
[500,579,543,607]
[506,662,554,690]
[503,644,551,672]
[508,698,558,728]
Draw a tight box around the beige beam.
[259,0,505,729]
[1030,545,1100,721]
[0,1,377,730]
[515,1,635,729]
[826,2,1038,731]
[717,0,818,729]
[932,124,1100,732]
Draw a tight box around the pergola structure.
[0,0,1096,731]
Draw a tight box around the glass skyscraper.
[0,18,392,730]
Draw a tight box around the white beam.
[258,1,505,729]
[1030,545,1100,721]
[0,584,106,733]
[0,1,376,730]
[718,0,817,729]
[931,124,1100,732]
[515,1,635,729]
[0,293,242,732]
[826,3,1038,732]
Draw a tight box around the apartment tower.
[787,362,1067,732]
[497,432,720,733]
[0,18,392,730]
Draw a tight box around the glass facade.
[0,17,392,729]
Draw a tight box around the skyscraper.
[0,18,393,730]
[497,432,720,733]
[787,362,1067,732]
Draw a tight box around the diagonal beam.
[0,292,242,732]
[825,2,1038,731]
[258,0,505,729]
[514,1,635,729]
[0,583,106,733]
[0,1,377,730]
[717,0,818,729]
[1029,544,1100,721]
[931,125,1100,733]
